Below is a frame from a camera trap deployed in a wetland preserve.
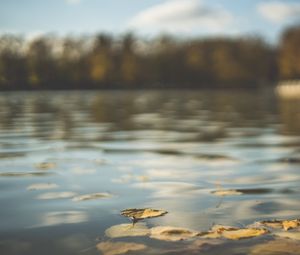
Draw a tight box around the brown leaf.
[96,241,146,255]
[121,208,168,221]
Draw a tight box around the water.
[0,90,300,255]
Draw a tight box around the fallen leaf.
[35,162,56,170]
[121,208,168,222]
[0,171,52,177]
[37,192,76,200]
[258,219,300,231]
[150,226,199,241]
[250,238,300,255]
[72,192,112,202]
[211,189,243,196]
[27,183,59,190]
[208,225,268,240]
[105,223,150,238]
[96,241,146,255]
[211,225,238,233]
[257,220,282,229]
[283,220,300,231]
[220,228,268,240]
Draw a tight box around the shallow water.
[0,90,300,255]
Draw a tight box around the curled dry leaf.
[211,189,243,196]
[96,241,146,255]
[150,226,199,241]
[27,183,59,190]
[250,238,300,255]
[259,219,300,231]
[105,223,150,238]
[121,208,168,221]
[72,192,112,202]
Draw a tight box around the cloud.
[257,1,300,24]
[128,0,233,34]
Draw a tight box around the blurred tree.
[88,34,114,87]
[279,25,300,79]
[26,36,57,88]
[0,35,28,89]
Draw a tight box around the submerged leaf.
[105,223,150,238]
[150,226,199,241]
[211,189,243,196]
[72,192,112,202]
[121,208,168,221]
[96,241,146,255]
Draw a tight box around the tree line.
[0,25,299,90]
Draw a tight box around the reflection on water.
[0,90,300,254]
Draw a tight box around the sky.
[1,0,300,42]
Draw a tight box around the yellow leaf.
[283,220,300,231]
[259,219,300,231]
[220,228,268,240]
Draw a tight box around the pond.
[0,90,300,255]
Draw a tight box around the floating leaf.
[37,192,76,200]
[150,226,199,241]
[0,171,52,177]
[211,189,243,196]
[258,219,300,231]
[105,223,150,238]
[27,183,59,190]
[121,208,168,222]
[207,225,268,240]
[250,238,300,255]
[72,192,112,202]
[283,220,300,231]
[35,162,56,170]
[220,228,268,240]
[96,241,146,255]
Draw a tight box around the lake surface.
[0,90,300,255]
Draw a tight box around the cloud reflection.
[41,211,88,226]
